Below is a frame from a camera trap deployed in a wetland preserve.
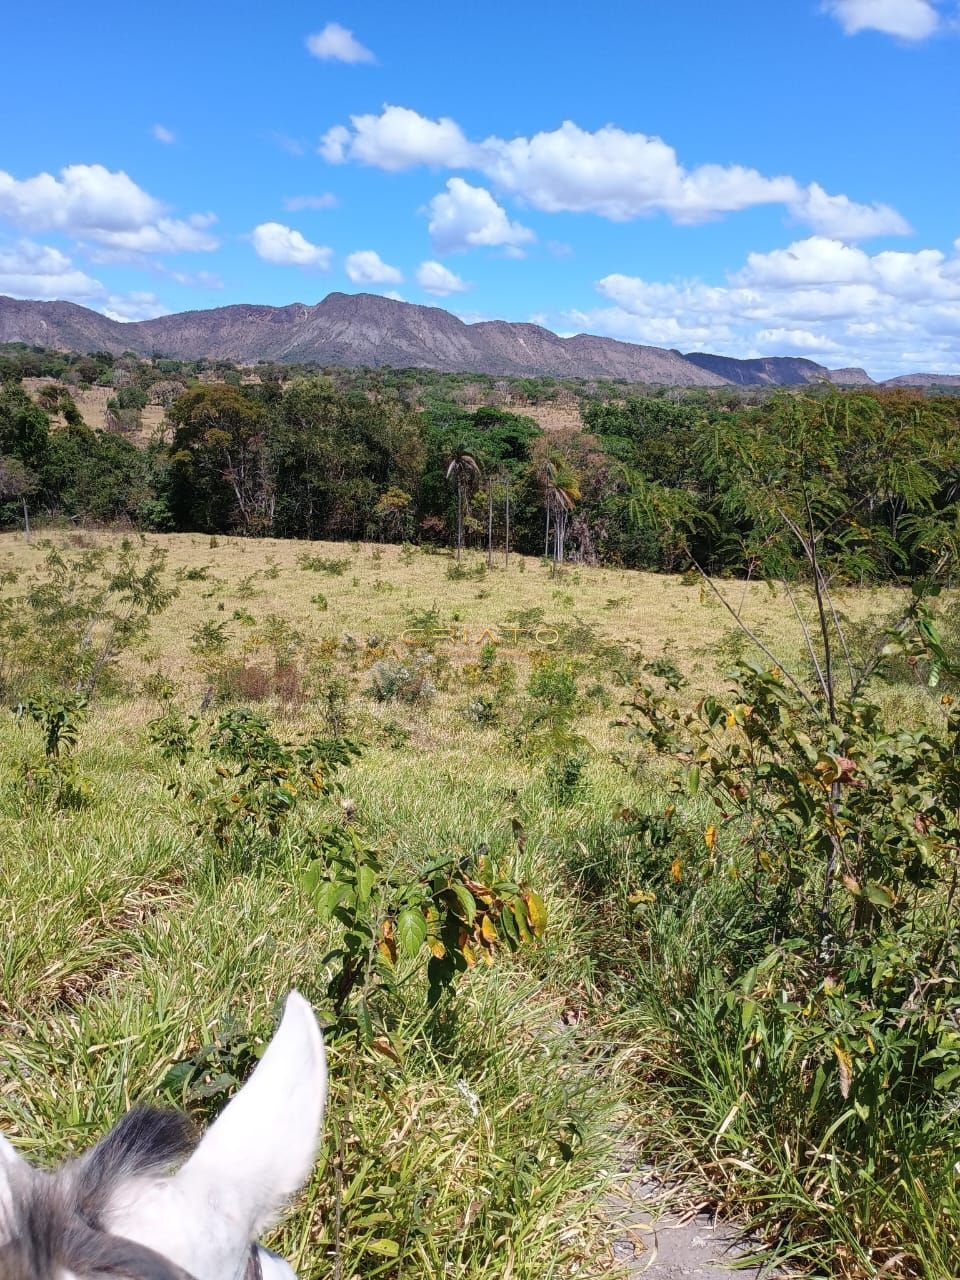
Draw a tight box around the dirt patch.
[21,378,168,442]
[464,402,584,433]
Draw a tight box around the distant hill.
[884,372,960,387]
[683,351,875,387]
[0,291,934,388]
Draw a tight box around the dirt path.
[604,1156,784,1278]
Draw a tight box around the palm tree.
[534,455,580,569]
[546,473,579,566]
[446,444,481,562]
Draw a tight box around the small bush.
[298,553,350,576]
[367,652,437,705]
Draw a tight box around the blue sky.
[1,0,957,376]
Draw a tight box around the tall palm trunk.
[504,486,510,568]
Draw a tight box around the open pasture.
[0,531,954,1279]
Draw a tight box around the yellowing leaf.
[461,940,478,968]
[834,1041,854,1099]
[523,890,548,937]
[670,858,683,883]
[481,914,498,942]
[428,938,446,959]
[704,824,718,851]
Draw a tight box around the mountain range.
[0,291,948,388]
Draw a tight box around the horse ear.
[175,992,327,1238]
[0,1134,30,1243]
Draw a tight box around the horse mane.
[1,1107,198,1280]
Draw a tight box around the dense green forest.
[3,342,959,584]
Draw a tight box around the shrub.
[0,539,176,701]
[612,640,960,1274]
[367,653,437,705]
[298,553,350,576]
[150,705,359,855]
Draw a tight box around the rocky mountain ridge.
[0,292,944,388]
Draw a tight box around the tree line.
[2,358,959,583]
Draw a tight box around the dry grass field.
[0,529,946,1279]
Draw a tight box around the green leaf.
[366,1240,400,1258]
[863,882,896,909]
[444,882,476,925]
[933,1066,960,1090]
[686,764,700,796]
[357,863,377,904]
[397,906,427,957]
[356,1000,374,1044]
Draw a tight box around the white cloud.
[85,213,219,258]
[479,121,796,223]
[0,164,218,257]
[0,240,173,323]
[152,124,175,145]
[102,291,167,322]
[344,249,403,284]
[251,221,332,268]
[321,106,909,236]
[0,239,103,300]
[426,178,534,254]
[321,105,473,169]
[416,260,468,296]
[306,23,375,63]
[284,193,338,211]
[753,327,843,354]
[822,0,941,39]
[0,164,162,233]
[790,182,911,237]
[575,235,960,378]
[167,268,224,289]
[734,236,873,286]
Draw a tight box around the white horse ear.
[175,992,327,1238]
[0,1133,30,1243]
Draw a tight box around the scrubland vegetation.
[2,352,960,1278]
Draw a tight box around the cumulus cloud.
[574,235,960,378]
[791,182,911,238]
[321,105,473,169]
[86,213,219,259]
[426,178,534,255]
[822,0,941,39]
[102,291,167,322]
[416,260,468,296]
[0,163,218,257]
[251,221,332,268]
[284,193,338,211]
[0,239,103,300]
[320,105,908,236]
[344,249,403,284]
[306,23,375,63]
[152,124,175,144]
[0,239,172,322]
